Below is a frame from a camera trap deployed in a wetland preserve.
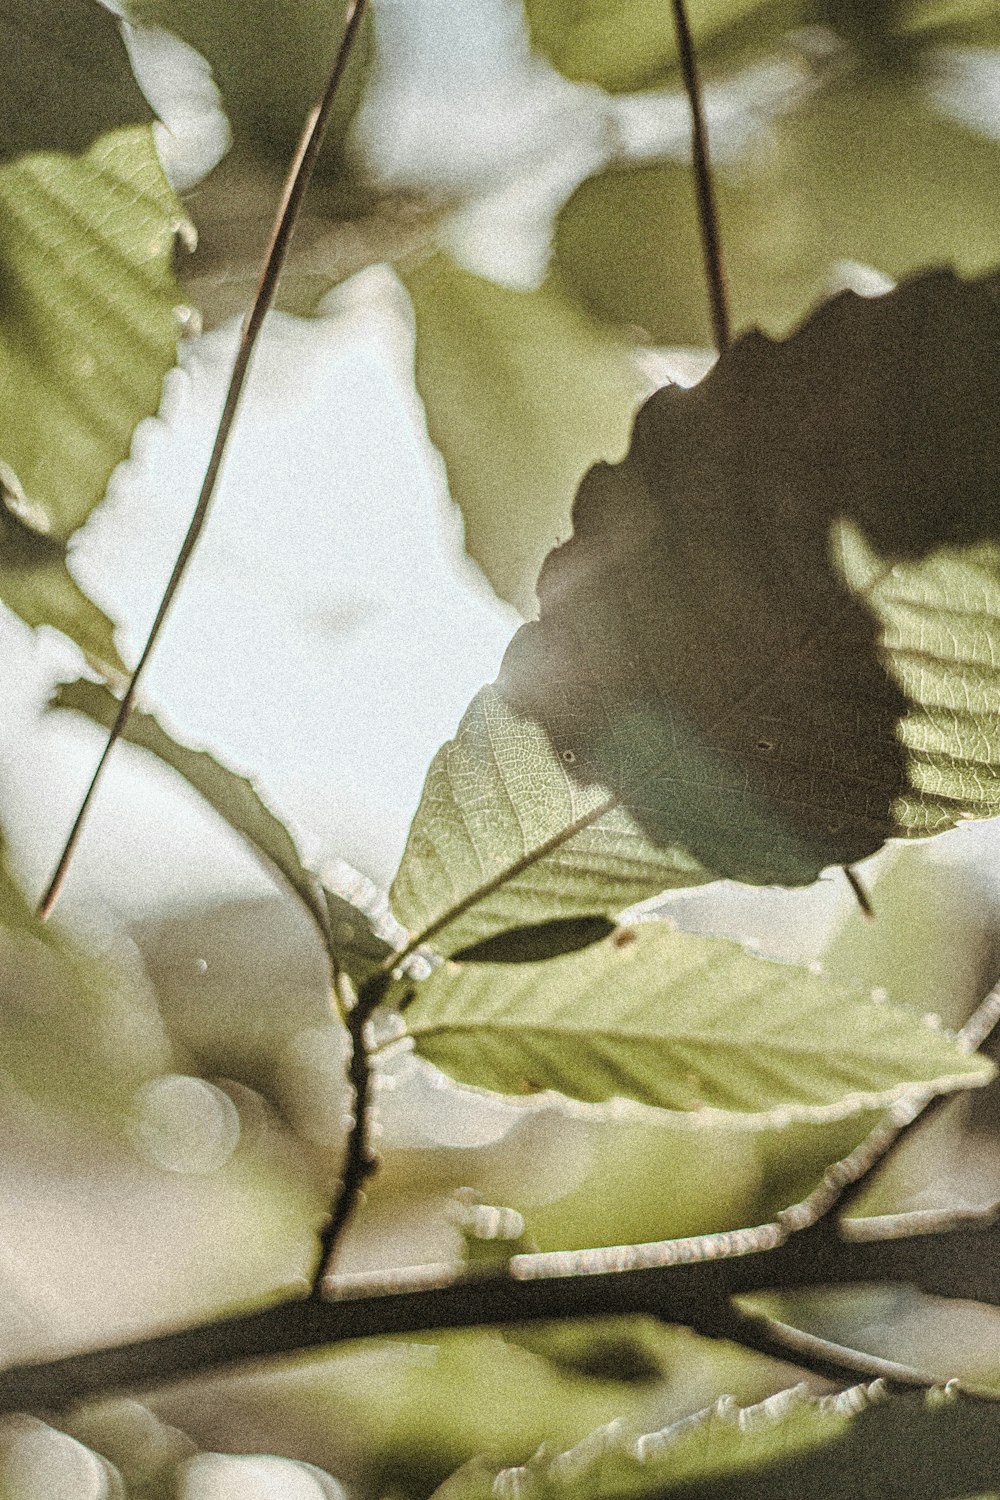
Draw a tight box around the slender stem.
[36,0,369,923]
[670,0,731,352]
[844,865,874,918]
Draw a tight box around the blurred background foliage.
[4,0,1000,1496]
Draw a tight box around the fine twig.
[36,0,369,923]
[670,0,731,352]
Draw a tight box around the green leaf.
[128,0,371,171]
[0,0,154,164]
[555,67,1000,347]
[404,255,647,615]
[432,1383,1000,1500]
[394,272,1000,949]
[0,124,185,541]
[0,840,171,1117]
[0,510,124,676]
[404,920,992,1113]
[55,679,397,984]
[390,684,713,953]
[523,0,780,92]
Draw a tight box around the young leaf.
[394,272,1000,950]
[404,256,647,614]
[432,1383,1000,1500]
[403,921,992,1115]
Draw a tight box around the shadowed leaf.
[0,508,124,676]
[0,0,153,164]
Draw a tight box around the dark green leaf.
[394,272,1000,948]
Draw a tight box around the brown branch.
[670,0,731,352]
[36,0,370,923]
[4,1210,1000,1416]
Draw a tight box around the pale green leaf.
[404,255,647,615]
[393,273,1000,951]
[404,920,992,1114]
[432,1383,1000,1500]
[523,0,781,92]
[0,125,185,540]
[555,66,1000,347]
[54,679,397,984]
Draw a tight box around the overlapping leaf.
[404,256,647,614]
[393,273,1000,951]
[404,920,992,1114]
[555,59,1000,348]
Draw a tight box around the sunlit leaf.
[431,1383,1000,1500]
[405,921,992,1113]
[404,255,647,614]
[0,125,185,541]
[394,272,1000,950]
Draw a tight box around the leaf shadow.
[500,270,1000,885]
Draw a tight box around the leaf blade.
[394,272,1000,950]
[405,921,993,1115]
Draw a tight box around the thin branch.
[309,971,392,1296]
[36,0,369,923]
[696,1302,938,1391]
[670,0,731,352]
[4,1211,1000,1416]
